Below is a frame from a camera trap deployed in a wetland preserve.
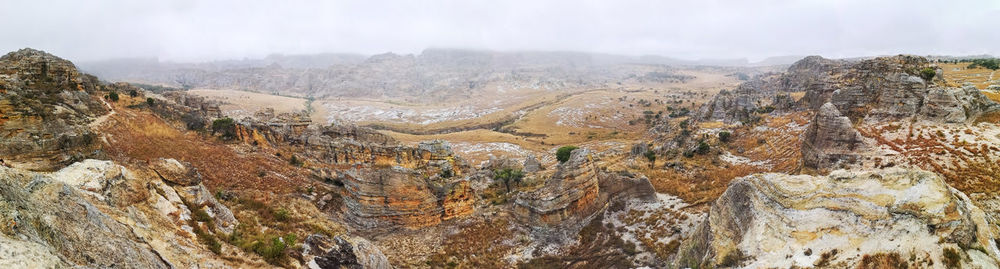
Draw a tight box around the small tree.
[643,150,656,168]
[696,141,711,155]
[494,168,525,193]
[718,131,731,143]
[919,67,936,81]
[556,146,579,163]
[146,97,155,106]
[107,91,119,102]
[129,89,138,97]
[211,117,237,140]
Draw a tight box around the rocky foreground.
[677,168,1000,268]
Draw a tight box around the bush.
[556,146,579,163]
[107,91,119,102]
[128,89,138,97]
[643,150,656,168]
[182,112,206,131]
[146,97,154,106]
[718,131,731,143]
[211,117,237,140]
[919,67,936,81]
[289,155,303,167]
[494,168,525,192]
[696,141,710,154]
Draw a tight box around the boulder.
[150,158,202,186]
[675,169,1000,268]
[801,103,866,169]
[305,234,392,269]
[523,154,542,173]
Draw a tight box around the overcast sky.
[2,0,998,62]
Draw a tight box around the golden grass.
[940,63,996,89]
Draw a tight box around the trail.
[89,96,116,128]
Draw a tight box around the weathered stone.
[0,48,109,171]
[801,103,866,169]
[523,154,542,173]
[305,234,392,269]
[341,167,472,228]
[675,169,1000,268]
[150,158,202,186]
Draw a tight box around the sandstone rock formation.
[514,149,655,229]
[0,48,109,170]
[801,103,867,169]
[341,167,473,228]
[676,169,1000,268]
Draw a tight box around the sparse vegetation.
[493,168,525,192]
[919,67,936,81]
[644,150,656,168]
[211,117,237,140]
[718,131,731,143]
[556,145,579,163]
[106,91,119,102]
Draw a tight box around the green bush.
[643,150,656,168]
[146,97,154,106]
[697,141,710,154]
[211,117,237,140]
[107,91,119,102]
[718,131,731,143]
[493,168,525,192]
[919,67,936,81]
[556,146,579,163]
[128,89,138,97]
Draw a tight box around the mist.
[2,0,997,62]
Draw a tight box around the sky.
[1,0,998,62]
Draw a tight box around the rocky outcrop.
[514,149,603,226]
[0,48,109,170]
[693,55,998,126]
[523,154,542,173]
[675,169,1000,268]
[0,159,242,268]
[801,103,866,169]
[303,234,392,269]
[0,162,169,268]
[921,84,999,123]
[514,149,655,228]
[341,167,473,228]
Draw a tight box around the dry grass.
[188,89,308,116]
[940,63,996,89]
[858,252,909,269]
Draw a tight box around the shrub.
[556,146,579,163]
[211,117,237,140]
[494,168,525,192]
[718,131,731,143]
[182,112,206,130]
[107,91,119,102]
[289,155,303,167]
[919,67,936,81]
[128,89,138,97]
[696,141,710,154]
[643,150,656,168]
[146,97,154,106]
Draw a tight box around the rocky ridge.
[0,48,109,170]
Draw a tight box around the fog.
[1,0,997,62]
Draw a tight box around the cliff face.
[513,149,656,228]
[341,167,473,228]
[0,48,109,170]
[675,169,1000,268]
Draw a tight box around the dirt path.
[89,96,116,128]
